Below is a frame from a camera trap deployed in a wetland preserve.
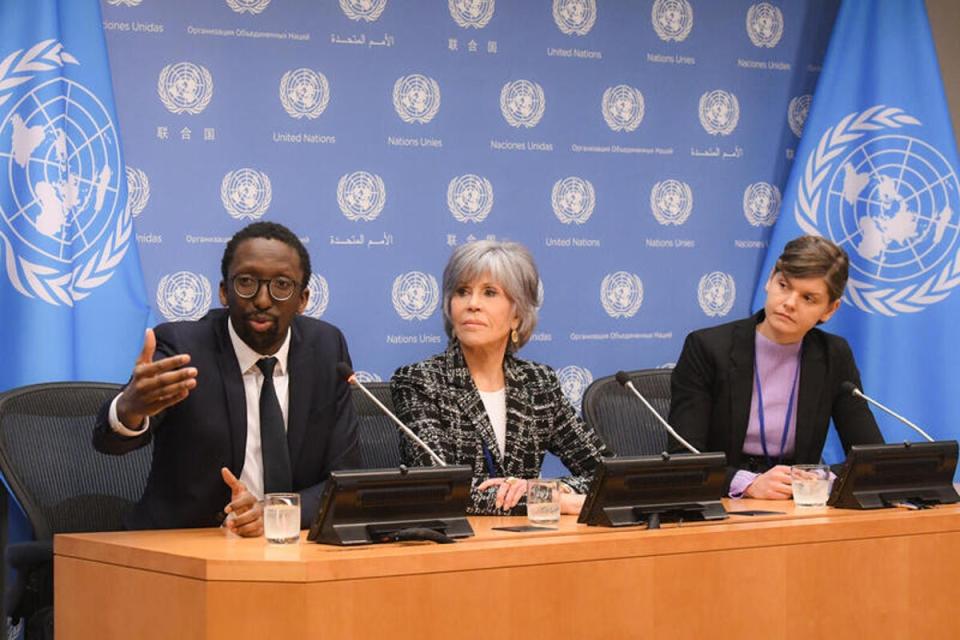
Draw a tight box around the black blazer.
[391,342,609,515]
[668,311,883,490]
[93,309,360,530]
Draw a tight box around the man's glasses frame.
[232,274,299,301]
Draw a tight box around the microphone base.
[593,501,728,529]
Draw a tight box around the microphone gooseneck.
[338,362,448,466]
[614,371,701,455]
[842,381,934,443]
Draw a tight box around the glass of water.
[527,479,561,525]
[263,493,300,543]
[790,464,831,508]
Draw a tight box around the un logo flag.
[393,75,441,124]
[698,272,736,318]
[699,90,739,136]
[449,0,495,29]
[338,171,386,221]
[500,80,545,128]
[553,0,597,36]
[340,0,387,22]
[221,169,272,220]
[392,271,439,320]
[0,40,135,306]
[743,182,781,227]
[156,271,211,322]
[650,180,693,226]
[746,2,784,48]
[557,365,593,413]
[652,0,693,42]
[158,62,213,115]
[551,177,595,224]
[795,106,960,316]
[279,68,329,120]
[448,175,493,223]
[600,271,644,318]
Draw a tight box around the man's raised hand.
[116,328,198,429]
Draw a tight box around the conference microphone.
[336,363,448,466]
[615,371,701,454]
[840,381,934,443]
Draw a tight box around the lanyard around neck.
[753,347,802,467]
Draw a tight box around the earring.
[511,328,519,346]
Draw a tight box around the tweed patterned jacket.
[391,341,610,515]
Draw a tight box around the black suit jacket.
[93,309,360,530]
[668,312,883,490]
[391,342,609,515]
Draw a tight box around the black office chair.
[0,381,153,638]
[350,382,402,469]
[581,369,673,456]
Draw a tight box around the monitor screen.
[578,452,728,528]
[828,441,960,509]
[308,465,475,545]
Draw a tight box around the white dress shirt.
[109,318,292,500]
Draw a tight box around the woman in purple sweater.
[668,236,884,499]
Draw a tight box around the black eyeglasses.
[232,274,299,301]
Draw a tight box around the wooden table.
[55,499,960,639]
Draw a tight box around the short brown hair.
[773,235,849,302]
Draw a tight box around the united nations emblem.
[553,0,597,36]
[449,0,495,29]
[746,2,783,48]
[340,0,387,22]
[337,171,386,221]
[447,175,494,223]
[126,167,150,218]
[393,74,441,124]
[557,365,593,413]
[742,182,781,227]
[226,0,271,14]
[794,105,960,315]
[392,271,440,320]
[651,0,693,42]
[697,272,736,317]
[650,179,693,226]
[0,40,134,306]
[279,68,329,120]
[600,271,644,318]
[500,80,545,128]
[303,273,329,319]
[602,85,645,132]
[220,169,271,220]
[156,271,211,322]
[551,177,595,225]
[788,94,812,138]
[157,62,213,115]
[698,90,739,136]
[354,370,383,383]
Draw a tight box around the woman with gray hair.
[391,240,609,516]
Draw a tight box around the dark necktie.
[257,357,292,493]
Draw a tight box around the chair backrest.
[582,369,673,457]
[351,382,402,469]
[0,382,153,540]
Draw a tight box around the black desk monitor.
[308,465,474,545]
[578,452,728,529]
[828,441,960,509]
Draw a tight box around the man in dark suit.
[94,222,359,535]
